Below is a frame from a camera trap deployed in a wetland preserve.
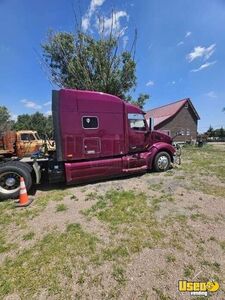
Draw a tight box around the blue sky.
[0,0,225,132]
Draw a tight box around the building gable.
[145,98,200,142]
[145,98,200,128]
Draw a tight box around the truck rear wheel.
[154,151,171,172]
[0,162,32,200]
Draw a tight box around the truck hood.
[150,130,173,145]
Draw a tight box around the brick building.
[145,98,200,142]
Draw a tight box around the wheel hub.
[158,156,169,170]
[5,177,16,187]
[0,172,20,194]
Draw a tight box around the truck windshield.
[128,114,146,131]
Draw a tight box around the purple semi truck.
[0,89,180,200]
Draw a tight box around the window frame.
[20,133,36,141]
[82,116,99,130]
[180,129,185,136]
[128,113,147,132]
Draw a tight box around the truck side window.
[21,134,35,141]
[129,119,146,131]
[128,114,146,131]
[82,116,98,129]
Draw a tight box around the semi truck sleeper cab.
[0,89,179,200]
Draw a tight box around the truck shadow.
[30,171,152,195]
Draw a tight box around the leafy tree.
[126,93,150,109]
[131,94,149,109]
[219,127,225,138]
[42,31,136,99]
[42,25,149,107]
[206,126,225,139]
[13,114,32,131]
[207,125,214,137]
[30,112,48,136]
[0,106,13,132]
[13,112,53,137]
[45,115,53,138]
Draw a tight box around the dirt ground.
[0,144,225,300]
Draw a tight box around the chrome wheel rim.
[157,156,169,170]
[0,172,20,194]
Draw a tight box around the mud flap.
[33,160,41,184]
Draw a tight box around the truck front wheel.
[153,151,171,172]
[0,162,32,200]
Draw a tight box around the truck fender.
[147,142,176,169]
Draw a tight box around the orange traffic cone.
[16,177,33,207]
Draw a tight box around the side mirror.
[148,117,154,131]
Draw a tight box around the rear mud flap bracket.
[33,160,41,184]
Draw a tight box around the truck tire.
[153,151,171,172]
[5,161,33,173]
[0,162,32,200]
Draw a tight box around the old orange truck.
[0,130,55,159]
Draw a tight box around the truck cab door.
[128,114,148,153]
[17,133,39,157]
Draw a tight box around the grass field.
[0,144,225,300]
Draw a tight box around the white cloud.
[206,91,217,98]
[191,61,217,72]
[44,101,51,106]
[146,80,154,87]
[185,31,192,38]
[45,110,52,116]
[167,81,176,86]
[90,0,105,14]
[21,99,42,110]
[177,41,184,46]
[10,113,17,121]
[187,44,216,62]
[177,32,191,46]
[96,11,129,36]
[82,1,128,37]
[82,17,90,32]
[82,0,105,31]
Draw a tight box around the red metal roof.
[145,98,200,126]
